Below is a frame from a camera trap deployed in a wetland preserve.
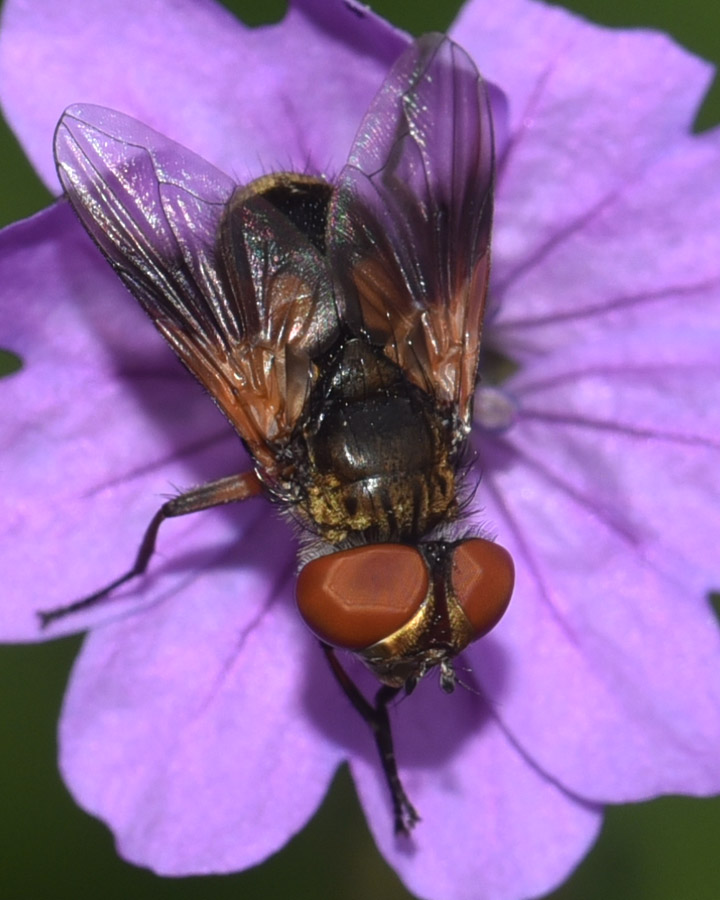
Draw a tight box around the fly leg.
[38,470,262,627]
[321,643,420,836]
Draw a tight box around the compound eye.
[451,539,514,639]
[296,545,429,650]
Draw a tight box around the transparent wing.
[55,105,337,474]
[329,34,494,430]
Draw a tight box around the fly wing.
[55,105,337,475]
[329,34,494,432]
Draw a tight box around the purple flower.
[1,0,719,898]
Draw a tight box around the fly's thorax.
[301,397,458,542]
[294,337,460,543]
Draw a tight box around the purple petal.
[0,0,405,189]
[0,205,256,638]
[473,328,720,800]
[452,0,719,352]
[2,0,719,894]
[351,678,601,900]
[453,0,710,149]
[59,513,346,873]
[510,327,720,590]
[492,129,720,355]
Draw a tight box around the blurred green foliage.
[2,1,719,898]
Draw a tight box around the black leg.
[38,470,262,627]
[321,644,420,836]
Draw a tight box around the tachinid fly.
[45,33,514,835]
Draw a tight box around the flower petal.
[350,677,601,900]
[492,129,720,355]
[0,0,405,189]
[452,0,718,353]
[473,328,720,800]
[454,0,710,141]
[0,205,257,639]
[59,509,346,873]
[510,327,720,589]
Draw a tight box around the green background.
[1,1,719,897]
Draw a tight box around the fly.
[43,33,514,835]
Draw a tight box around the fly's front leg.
[321,643,420,836]
[38,470,262,627]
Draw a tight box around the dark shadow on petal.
[92,342,247,492]
[470,427,519,479]
[395,635,512,769]
[300,648,368,760]
[299,630,512,775]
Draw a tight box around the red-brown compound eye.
[296,544,429,650]
[451,539,514,638]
